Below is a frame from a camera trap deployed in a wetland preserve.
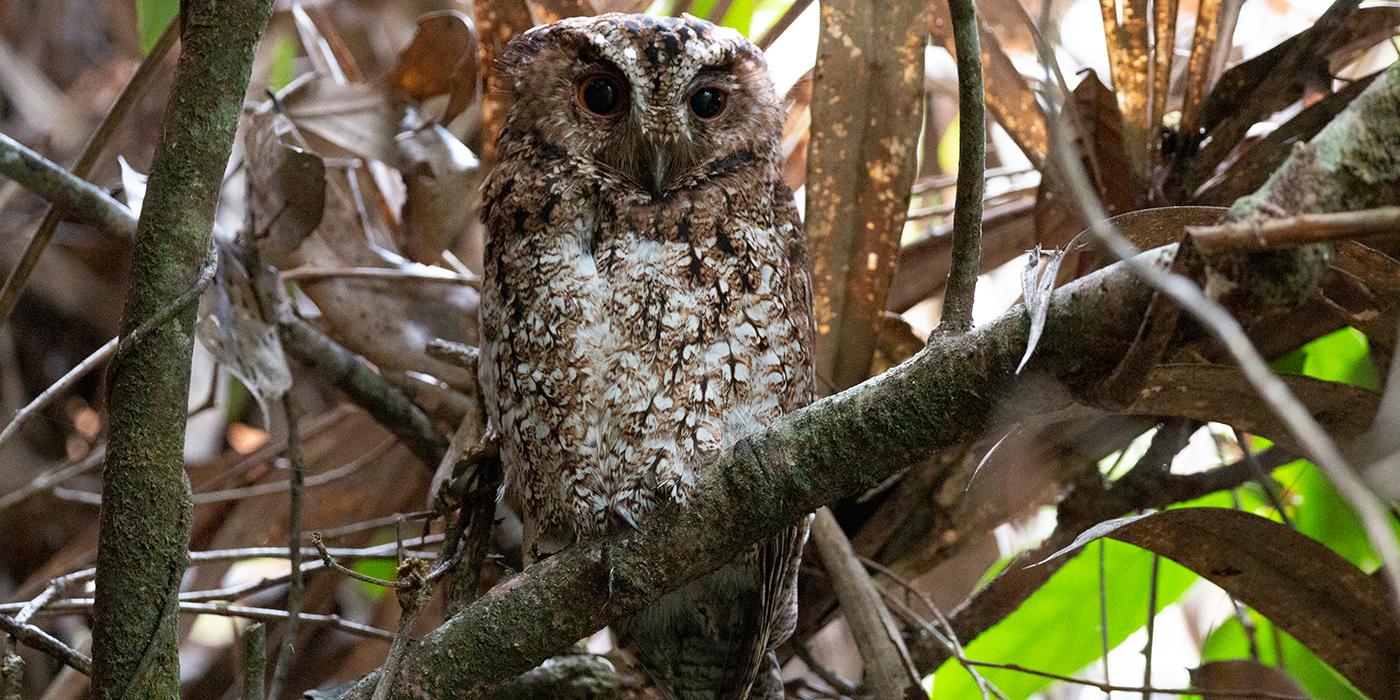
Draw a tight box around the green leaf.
[1271,327,1381,391]
[1279,459,1399,570]
[267,33,298,92]
[136,0,178,54]
[930,539,1197,699]
[352,557,395,600]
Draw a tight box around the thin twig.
[0,19,178,327]
[0,447,105,510]
[936,0,987,335]
[269,396,308,699]
[311,533,406,589]
[26,600,395,641]
[756,0,814,50]
[0,614,91,674]
[0,132,137,240]
[316,510,437,541]
[1232,428,1294,527]
[281,266,480,289]
[861,557,999,699]
[0,241,213,473]
[962,659,1308,699]
[1188,206,1400,251]
[192,436,394,504]
[809,508,919,699]
[0,338,115,452]
[1143,554,1159,699]
[793,642,861,697]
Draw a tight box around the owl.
[479,13,814,699]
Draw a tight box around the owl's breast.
[483,178,812,535]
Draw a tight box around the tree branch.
[89,1,274,697]
[937,0,986,333]
[0,133,136,240]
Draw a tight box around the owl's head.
[497,13,783,198]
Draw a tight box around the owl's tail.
[620,520,810,699]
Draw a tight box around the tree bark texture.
[89,1,274,697]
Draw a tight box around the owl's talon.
[610,503,640,532]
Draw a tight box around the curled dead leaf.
[389,11,480,124]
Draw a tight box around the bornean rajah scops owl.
[479,12,814,699]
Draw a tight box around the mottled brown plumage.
[479,13,813,698]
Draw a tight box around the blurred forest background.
[0,0,1397,698]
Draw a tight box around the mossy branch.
[88,2,274,697]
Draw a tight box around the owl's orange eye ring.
[688,87,728,120]
[576,74,627,117]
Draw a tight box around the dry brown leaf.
[244,107,479,390]
[278,77,401,165]
[1128,363,1380,446]
[245,111,327,261]
[289,166,480,389]
[395,119,484,265]
[1189,660,1309,700]
[928,0,1048,168]
[806,0,930,392]
[389,11,480,124]
[476,0,536,166]
[195,246,292,422]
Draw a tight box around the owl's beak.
[650,150,670,197]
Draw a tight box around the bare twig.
[0,615,91,674]
[0,239,213,467]
[279,316,447,467]
[793,642,861,696]
[0,132,137,240]
[1143,554,1160,699]
[281,266,481,289]
[937,0,987,334]
[0,447,105,510]
[861,557,999,699]
[268,396,307,700]
[316,510,438,540]
[1231,428,1294,527]
[961,659,1308,699]
[311,532,406,589]
[810,508,919,699]
[0,339,115,452]
[756,0,815,50]
[1188,207,1400,251]
[0,18,178,327]
[192,436,394,504]
[27,601,394,641]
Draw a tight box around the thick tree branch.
[333,52,1400,700]
[89,1,274,697]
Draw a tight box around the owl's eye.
[688,87,728,119]
[577,75,626,116]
